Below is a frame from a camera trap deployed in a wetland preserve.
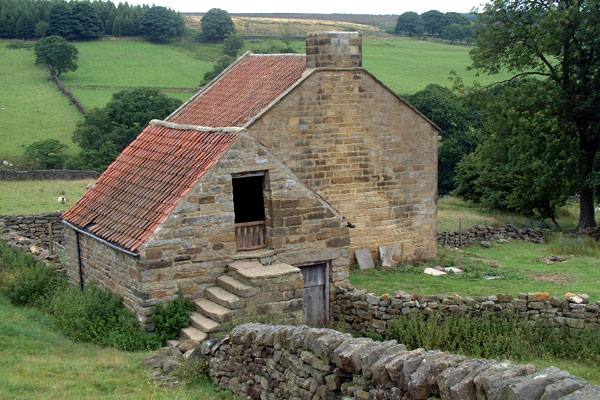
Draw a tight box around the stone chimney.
[306,31,362,68]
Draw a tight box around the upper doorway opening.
[232,173,266,250]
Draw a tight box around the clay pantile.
[63,125,238,253]
[169,54,307,127]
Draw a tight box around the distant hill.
[183,13,398,27]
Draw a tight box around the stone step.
[195,298,233,323]
[181,326,207,343]
[217,275,258,298]
[206,286,244,309]
[166,339,180,347]
[231,248,274,260]
[233,262,301,280]
[229,260,263,272]
[190,312,221,333]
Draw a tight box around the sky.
[126,0,488,15]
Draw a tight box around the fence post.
[48,223,54,255]
[459,218,462,247]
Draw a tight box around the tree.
[395,12,423,37]
[70,3,104,39]
[442,24,465,44]
[25,139,67,169]
[16,12,36,38]
[73,88,182,171]
[222,33,244,57]
[34,35,78,77]
[47,2,72,38]
[454,79,576,225]
[34,20,49,38]
[470,0,600,229]
[201,8,234,42]
[408,84,480,195]
[139,6,179,42]
[421,10,446,36]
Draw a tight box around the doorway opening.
[232,173,266,250]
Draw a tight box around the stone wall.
[0,169,100,181]
[438,224,548,248]
[207,323,600,399]
[64,134,351,328]
[62,227,149,326]
[0,212,64,246]
[249,68,438,261]
[306,31,362,68]
[333,286,600,334]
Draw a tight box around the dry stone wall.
[333,286,600,334]
[0,169,99,181]
[249,69,438,261]
[207,323,600,399]
[0,212,64,246]
[438,224,548,248]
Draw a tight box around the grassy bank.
[0,179,92,215]
[0,42,81,161]
[0,296,230,399]
[350,242,600,302]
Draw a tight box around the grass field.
[0,296,231,399]
[437,197,589,232]
[350,241,600,302]
[0,42,82,161]
[363,38,512,95]
[0,180,93,215]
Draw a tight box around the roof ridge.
[149,119,247,133]
[250,53,306,57]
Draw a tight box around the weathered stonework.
[248,69,438,261]
[206,323,600,399]
[64,135,350,328]
[0,212,64,246]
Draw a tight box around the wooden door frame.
[296,261,330,326]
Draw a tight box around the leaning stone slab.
[473,361,537,399]
[379,245,400,267]
[355,248,375,270]
[439,359,494,400]
[541,376,589,400]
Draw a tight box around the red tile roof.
[169,54,307,127]
[63,124,238,253]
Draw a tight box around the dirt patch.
[528,272,574,284]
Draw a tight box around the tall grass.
[386,313,600,365]
[548,233,600,257]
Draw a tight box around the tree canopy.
[470,0,600,228]
[408,84,480,195]
[72,88,182,171]
[34,35,78,77]
[139,6,183,42]
[25,139,68,169]
[201,8,235,42]
[394,12,423,37]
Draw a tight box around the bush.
[175,357,210,383]
[24,139,67,169]
[50,285,161,351]
[0,242,64,308]
[386,312,600,364]
[153,293,195,344]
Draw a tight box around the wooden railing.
[235,220,267,250]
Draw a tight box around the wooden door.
[300,263,329,327]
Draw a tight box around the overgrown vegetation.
[385,312,600,384]
[547,233,600,257]
[153,293,195,343]
[0,242,159,351]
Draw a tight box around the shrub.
[153,293,195,344]
[0,242,64,308]
[24,139,67,169]
[175,357,210,383]
[50,285,160,351]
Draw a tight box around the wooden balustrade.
[235,220,266,250]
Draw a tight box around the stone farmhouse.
[62,32,439,340]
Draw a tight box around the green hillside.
[0,35,511,164]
